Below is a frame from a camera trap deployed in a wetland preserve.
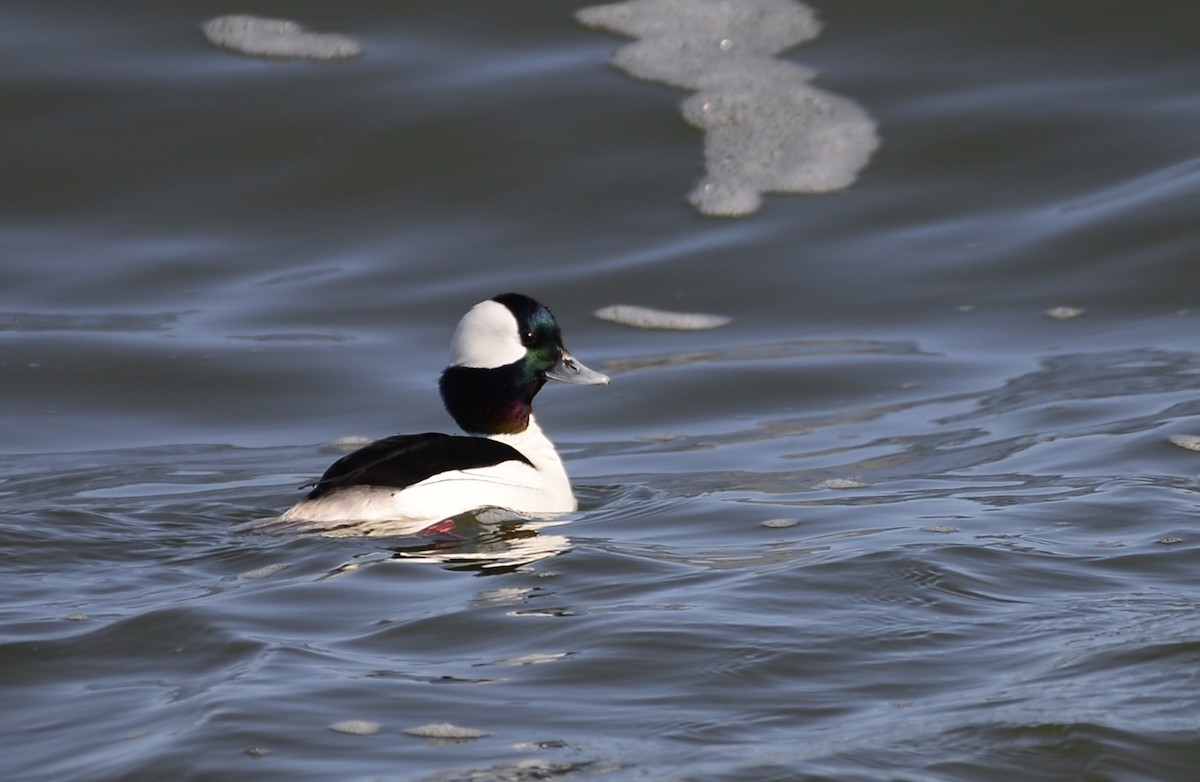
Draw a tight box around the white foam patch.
[329,720,380,735]
[332,435,372,451]
[1168,434,1200,452]
[403,722,491,740]
[761,517,799,528]
[594,304,731,330]
[203,16,362,61]
[578,0,878,216]
[1044,305,1086,320]
[500,652,570,665]
[241,563,287,579]
[819,477,868,489]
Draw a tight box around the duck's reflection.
[387,512,571,574]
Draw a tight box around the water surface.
[3,1,1200,779]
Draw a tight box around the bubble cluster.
[577,0,878,216]
[403,722,491,741]
[328,719,380,735]
[1043,305,1086,320]
[203,15,362,61]
[240,562,287,579]
[818,477,868,489]
[594,303,731,330]
[1168,434,1200,452]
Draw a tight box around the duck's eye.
[520,330,536,346]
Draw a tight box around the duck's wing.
[303,433,532,500]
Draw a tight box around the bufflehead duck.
[277,293,609,536]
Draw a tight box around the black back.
[304,432,533,500]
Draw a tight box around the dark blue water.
[3,1,1200,779]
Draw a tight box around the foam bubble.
[501,652,571,665]
[203,15,362,61]
[1168,434,1200,452]
[241,563,287,579]
[1044,306,1086,320]
[578,0,878,216]
[403,722,491,741]
[332,435,372,451]
[329,720,380,735]
[819,477,868,489]
[594,304,731,330]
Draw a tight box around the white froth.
[1044,306,1086,320]
[328,720,380,735]
[403,722,491,740]
[1168,434,1200,452]
[332,435,372,451]
[241,562,287,579]
[594,304,731,330]
[203,15,362,61]
[578,0,878,217]
[819,477,868,489]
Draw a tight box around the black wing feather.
[304,433,533,500]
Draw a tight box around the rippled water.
[4,1,1200,780]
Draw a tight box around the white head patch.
[449,299,527,369]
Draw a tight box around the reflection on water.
[389,524,570,574]
[261,511,574,575]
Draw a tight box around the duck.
[276,293,609,536]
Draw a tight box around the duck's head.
[439,293,609,435]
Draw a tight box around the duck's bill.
[547,350,610,385]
